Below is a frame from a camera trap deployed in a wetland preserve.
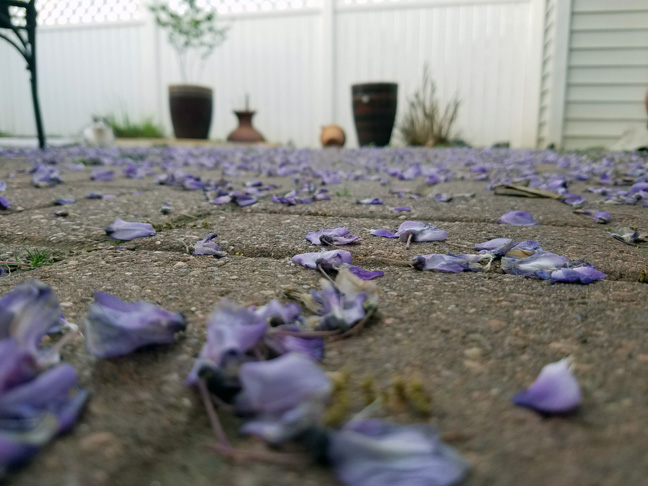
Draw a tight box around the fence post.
[321,0,335,127]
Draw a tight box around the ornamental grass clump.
[398,64,460,147]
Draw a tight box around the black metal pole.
[25,0,45,149]
[0,0,46,149]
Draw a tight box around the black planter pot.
[169,85,213,139]
[351,82,398,147]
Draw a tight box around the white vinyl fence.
[0,0,545,148]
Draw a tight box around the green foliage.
[150,0,228,82]
[398,64,460,147]
[106,114,164,139]
[24,248,54,267]
[335,187,350,197]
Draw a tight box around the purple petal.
[235,353,331,416]
[0,280,62,358]
[370,228,398,238]
[357,198,383,205]
[629,182,648,194]
[502,251,569,279]
[185,300,267,386]
[392,207,411,212]
[511,240,542,252]
[550,266,606,284]
[593,211,610,224]
[347,265,384,280]
[84,292,186,358]
[85,192,104,199]
[475,238,512,251]
[54,198,75,206]
[312,280,367,332]
[90,169,115,182]
[0,196,10,210]
[305,228,359,246]
[0,339,38,394]
[193,233,227,258]
[291,250,352,269]
[234,194,258,207]
[434,193,453,202]
[105,218,156,241]
[254,300,301,326]
[498,211,538,226]
[264,331,324,361]
[0,364,88,470]
[211,195,232,205]
[328,419,469,486]
[513,359,581,414]
[411,254,470,273]
[396,221,447,242]
[0,181,5,191]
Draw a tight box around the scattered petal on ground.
[498,211,538,226]
[105,218,156,241]
[513,359,581,415]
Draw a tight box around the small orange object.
[321,125,346,147]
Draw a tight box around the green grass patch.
[106,114,165,139]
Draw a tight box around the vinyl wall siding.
[563,0,648,149]
[537,0,556,148]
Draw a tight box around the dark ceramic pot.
[169,85,212,139]
[352,82,398,147]
[227,110,265,143]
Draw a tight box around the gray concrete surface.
[1,150,647,486]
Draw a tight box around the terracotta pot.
[321,125,346,147]
[352,83,398,147]
[227,110,265,143]
[169,85,212,139]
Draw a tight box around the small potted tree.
[150,0,228,139]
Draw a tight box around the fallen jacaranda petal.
[211,195,232,205]
[593,211,610,224]
[357,198,383,205]
[185,300,267,387]
[0,280,62,358]
[328,419,470,486]
[475,238,512,252]
[0,181,5,191]
[607,227,647,245]
[31,164,62,188]
[0,339,37,394]
[306,228,359,246]
[0,363,88,472]
[105,218,156,241]
[347,265,384,280]
[0,196,10,210]
[396,221,447,242]
[85,192,104,199]
[475,238,515,257]
[54,198,75,206]
[291,250,352,270]
[629,182,648,194]
[370,228,397,238]
[434,193,453,202]
[513,359,581,414]
[502,251,569,279]
[235,353,331,416]
[561,193,586,207]
[233,194,258,207]
[193,234,227,258]
[84,292,186,358]
[90,169,114,182]
[393,207,411,212]
[264,327,324,361]
[411,254,472,273]
[254,300,301,327]
[550,266,606,284]
[312,279,367,333]
[498,211,538,226]
[511,240,542,252]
